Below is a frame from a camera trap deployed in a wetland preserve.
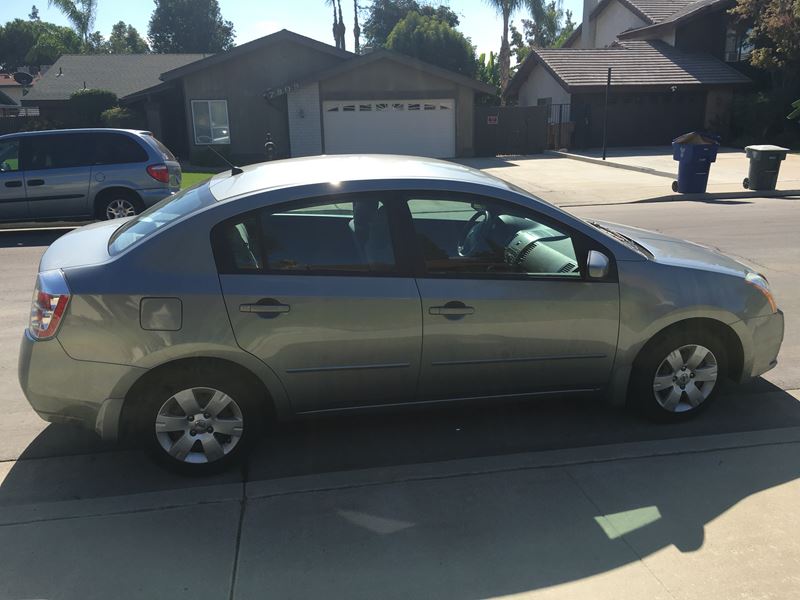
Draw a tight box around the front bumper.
[18,331,143,440]
[741,309,784,380]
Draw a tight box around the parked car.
[0,128,181,222]
[18,155,784,474]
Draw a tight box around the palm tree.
[353,0,361,53]
[485,0,522,103]
[48,0,97,45]
[336,0,347,51]
[325,0,347,50]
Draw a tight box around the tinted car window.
[143,135,176,161]
[407,197,580,277]
[23,134,93,170]
[0,139,20,172]
[109,183,215,255]
[213,197,397,274]
[91,133,148,165]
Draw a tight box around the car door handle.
[27,179,45,187]
[4,180,22,188]
[429,302,475,316]
[239,302,290,314]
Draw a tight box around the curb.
[545,149,676,178]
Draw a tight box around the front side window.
[213,197,397,275]
[0,139,19,172]
[407,196,580,278]
[192,100,230,145]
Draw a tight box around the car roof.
[0,128,151,140]
[208,154,516,201]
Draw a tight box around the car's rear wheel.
[135,368,260,475]
[98,191,143,220]
[630,329,727,421]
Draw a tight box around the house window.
[725,26,753,62]
[191,100,230,145]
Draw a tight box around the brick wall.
[287,83,322,157]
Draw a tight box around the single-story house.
[505,0,753,148]
[23,30,494,161]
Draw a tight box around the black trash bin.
[743,145,790,191]
[671,132,720,194]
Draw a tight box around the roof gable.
[618,0,732,38]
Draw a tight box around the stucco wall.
[180,41,344,161]
[287,83,322,156]
[594,0,647,47]
[518,64,571,107]
[318,58,477,157]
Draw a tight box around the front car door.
[23,133,92,219]
[0,137,28,221]
[404,193,620,402]
[213,192,422,414]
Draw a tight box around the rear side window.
[144,135,176,161]
[212,196,397,275]
[109,183,215,255]
[91,133,148,165]
[23,134,93,170]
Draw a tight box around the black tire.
[671,180,679,192]
[743,177,750,190]
[133,365,262,476]
[629,327,727,422]
[96,190,144,221]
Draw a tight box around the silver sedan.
[18,155,784,474]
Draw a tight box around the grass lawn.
[180,171,216,189]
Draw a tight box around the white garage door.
[323,99,456,158]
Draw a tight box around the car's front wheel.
[135,368,260,475]
[630,328,726,421]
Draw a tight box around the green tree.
[362,0,459,47]
[476,51,501,104]
[0,19,81,70]
[386,11,477,76]
[484,0,522,104]
[47,0,97,45]
[69,88,117,126]
[107,21,149,53]
[148,0,235,53]
[29,5,41,20]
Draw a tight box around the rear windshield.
[143,134,177,161]
[108,183,214,255]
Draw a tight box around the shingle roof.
[23,54,208,102]
[618,0,732,38]
[625,0,699,22]
[506,40,750,96]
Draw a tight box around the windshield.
[108,183,215,255]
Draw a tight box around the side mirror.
[587,250,610,279]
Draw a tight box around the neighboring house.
[506,0,752,147]
[124,29,493,161]
[0,73,42,116]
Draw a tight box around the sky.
[4,0,584,58]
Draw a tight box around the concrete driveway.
[1,162,800,598]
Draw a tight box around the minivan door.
[23,133,92,219]
[0,137,28,221]
[214,194,423,414]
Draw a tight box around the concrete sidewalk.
[2,426,800,599]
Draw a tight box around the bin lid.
[673,132,720,145]
[745,144,790,152]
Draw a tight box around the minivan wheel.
[136,370,259,475]
[630,329,727,421]
[98,192,143,220]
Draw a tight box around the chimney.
[580,0,599,48]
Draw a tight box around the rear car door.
[23,133,92,219]
[213,192,423,413]
[0,137,28,220]
[405,193,620,402]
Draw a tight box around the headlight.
[745,272,777,313]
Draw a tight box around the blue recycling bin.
[671,132,720,193]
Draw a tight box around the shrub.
[69,89,118,127]
[100,106,145,129]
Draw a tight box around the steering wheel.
[457,209,492,257]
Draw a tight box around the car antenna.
[206,146,243,176]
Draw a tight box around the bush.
[69,89,118,127]
[100,106,145,129]
[730,88,800,149]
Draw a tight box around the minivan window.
[109,183,215,255]
[0,139,20,172]
[91,133,148,165]
[144,135,177,161]
[23,134,93,170]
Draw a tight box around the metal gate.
[474,105,548,156]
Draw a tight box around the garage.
[322,99,456,158]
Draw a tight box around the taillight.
[29,270,71,340]
[146,163,170,184]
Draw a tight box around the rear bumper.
[18,330,144,440]
[138,187,177,208]
[741,309,784,380]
